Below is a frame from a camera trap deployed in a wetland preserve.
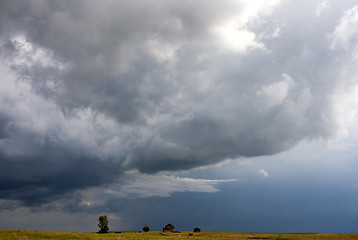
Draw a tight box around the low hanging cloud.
[110,170,236,198]
[1,0,358,206]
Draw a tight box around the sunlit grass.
[1,230,358,240]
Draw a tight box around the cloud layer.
[1,0,358,207]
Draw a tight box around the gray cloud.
[1,0,358,207]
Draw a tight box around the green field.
[1,230,358,240]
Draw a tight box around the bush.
[142,225,150,232]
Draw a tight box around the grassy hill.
[1,230,358,240]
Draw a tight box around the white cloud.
[4,34,68,70]
[330,5,358,138]
[316,1,329,17]
[256,73,294,108]
[330,5,358,50]
[259,169,269,177]
[212,24,263,52]
[211,0,281,52]
[108,170,236,198]
[332,60,358,138]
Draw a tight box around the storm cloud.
[1,0,358,208]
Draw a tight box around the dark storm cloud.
[0,149,121,206]
[0,0,357,206]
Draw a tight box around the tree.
[98,216,109,233]
[142,225,150,232]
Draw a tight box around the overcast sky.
[1,0,358,233]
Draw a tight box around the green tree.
[98,216,109,233]
[142,225,150,232]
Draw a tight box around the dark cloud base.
[0,152,121,206]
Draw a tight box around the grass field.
[1,230,358,240]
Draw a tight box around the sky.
[1,0,358,233]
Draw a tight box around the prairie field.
[1,230,358,240]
